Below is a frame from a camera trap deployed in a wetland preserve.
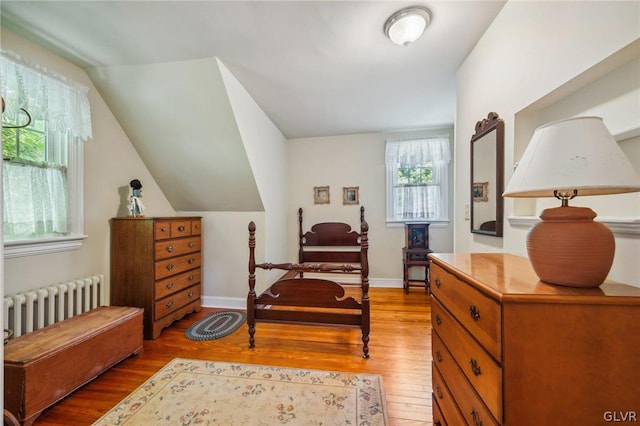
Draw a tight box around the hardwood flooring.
[33,287,433,425]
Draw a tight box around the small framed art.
[473,182,489,202]
[313,186,330,204]
[342,186,359,205]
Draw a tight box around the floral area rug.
[93,358,388,425]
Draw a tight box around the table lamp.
[503,116,640,287]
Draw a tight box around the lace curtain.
[2,50,90,240]
[3,162,68,238]
[386,137,451,220]
[1,50,92,140]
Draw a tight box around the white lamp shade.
[503,117,640,198]
[384,7,431,46]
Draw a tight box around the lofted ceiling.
[1,1,505,212]
[0,1,505,139]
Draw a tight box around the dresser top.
[111,216,201,221]
[429,253,640,302]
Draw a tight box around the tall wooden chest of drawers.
[429,253,640,426]
[111,217,202,339]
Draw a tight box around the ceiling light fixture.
[384,6,431,46]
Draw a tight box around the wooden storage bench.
[4,306,143,425]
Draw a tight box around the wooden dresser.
[429,253,640,426]
[111,217,202,339]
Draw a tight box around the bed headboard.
[298,206,366,264]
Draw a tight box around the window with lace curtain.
[1,50,92,257]
[385,136,451,223]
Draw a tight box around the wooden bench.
[4,306,143,425]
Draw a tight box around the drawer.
[155,236,201,260]
[432,363,465,426]
[155,221,173,240]
[431,263,502,360]
[170,221,191,238]
[432,297,503,421]
[433,331,500,426]
[155,269,201,300]
[432,393,446,426]
[155,252,201,280]
[155,220,198,240]
[191,220,201,235]
[154,284,201,321]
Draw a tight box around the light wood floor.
[34,287,433,425]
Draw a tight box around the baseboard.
[201,277,403,309]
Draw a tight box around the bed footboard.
[247,221,370,358]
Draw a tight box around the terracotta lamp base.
[526,206,615,288]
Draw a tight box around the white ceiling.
[1,1,505,139]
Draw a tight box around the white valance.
[385,136,451,166]
[1,50,92,141]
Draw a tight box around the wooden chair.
[402,223,432,294]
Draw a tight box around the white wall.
[2,29,174,300]
[456,1,640,285]
[288,128,454,285]
[183,59,290,308]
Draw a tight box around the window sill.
[386,219,450,228]
[4,234,88,258]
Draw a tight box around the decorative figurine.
[128,179,145,217]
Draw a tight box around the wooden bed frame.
[247,208,370,358]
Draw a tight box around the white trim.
[507,216,640,235]
[613,125,640,142]
[201,296,246,310]
[4,234,88,258]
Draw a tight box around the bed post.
[247,222,257,349]
[298,208,304,277]
[360,218,370,359]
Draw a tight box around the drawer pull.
[160,227,168,232]
[188,291,194,298]
[434,278,441,288]
[166,300,174,309]
[166,245,175,253]
[188,258,196,264]
[435,386,443,399]
[469,358,482,376]
[166,264,174,271]
[178,225,185,232]
[471,409,483,426]
[469,305,481,321]
[435,350,443,362]
[166,282,175,290]
[188,242,196,248]
[435,315,442,326]
[188,275,196,281]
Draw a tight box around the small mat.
[184,311,246,341]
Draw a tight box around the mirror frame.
[470,112,504,237]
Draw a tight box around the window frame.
[3,136,86,259]
[385,136,451,227]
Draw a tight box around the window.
[1,50,92,257]
[385,136,451,223]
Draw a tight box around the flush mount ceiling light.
[384,6,431,46]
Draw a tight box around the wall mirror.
[470,112,504,237]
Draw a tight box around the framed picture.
[342,186,359,205]
[313,186,330,204]
[473,182,489,202]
